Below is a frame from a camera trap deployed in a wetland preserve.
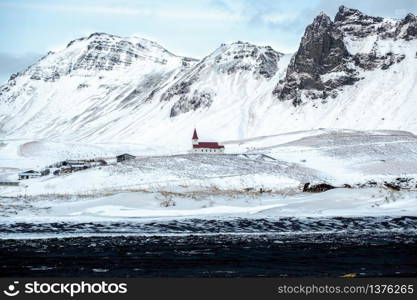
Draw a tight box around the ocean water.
[1,216,417,277]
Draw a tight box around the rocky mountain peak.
[333,6,417,42]
[208,41,283,79]
[335,6,362,22]
[160,41,284,118]
[403,13,417,23]
[312,12,332,27]
[274,6,417,106]
[399,13,417,40]
[334,5,383,24]
[334,5,386,40]
[273,11,351,105]
[14,33,186,83]
[301,11,344,49]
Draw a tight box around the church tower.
[192,128,199,146]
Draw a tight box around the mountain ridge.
[1,6,417,147]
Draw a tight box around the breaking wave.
[1,216,417,239]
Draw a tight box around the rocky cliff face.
[273,12,354,105]
[274,6,417,106]
[399,13,417,40]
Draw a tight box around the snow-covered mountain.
[0,33,197,145]
[161,42,284,117]
[274,6,417,104]
[1,6,417,148]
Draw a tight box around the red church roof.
[193,142,224,149]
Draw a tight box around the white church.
[190,129,225,154]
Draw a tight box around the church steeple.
[192,128,199,145]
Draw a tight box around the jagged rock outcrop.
[274,6,417,106]
[170,91,213,117]
[334,6,384,38]
[335,6,417,41]
[398,13,417,40]
[273,12,355,105]
[303,182,335,193]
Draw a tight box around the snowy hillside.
[2,129,417,226]
[0,32,197,144]
[1,6,417,146]
[2,129,417,198]
[160,42,284,117]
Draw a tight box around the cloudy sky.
[1,0,416,83]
